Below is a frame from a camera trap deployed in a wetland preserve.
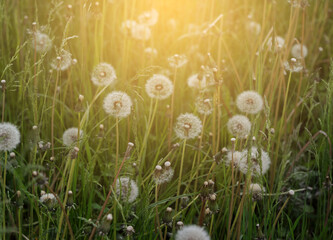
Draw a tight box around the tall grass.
[0,0,332,239]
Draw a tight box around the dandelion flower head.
[195,97,214,115]
[227,115,251,139]
[91,62,117,86]
[138,9,159,26]
[236,91,264,114]
[174,113,202,140]
[103,91,132,118]
[175,225,211,240]
[291,43,308,59]
[145,74,174,100]
[50,49,72,71]
[0,123,20,152]
[62,127,83,147]
[115,177,139,203]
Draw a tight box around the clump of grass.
[0,0,332,239]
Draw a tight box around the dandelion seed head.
[284,58,303,72]
[174,113,202,139]
[195,97,213,115]
[115,177,139,203]
[50,49,72,71]
[62,128,83,147]
[236,91,264,114]
[291,43,308,59]
[168,54,188,68]
[227,115,251,139]
[144,47,158,58]
[91,63,117,86]
[131,23,151,41]
[249,183,265,194]
[103,91,132,118]
[121,20,137,35]
[267,36,285,51]
[138,9,158,26]
[187,74,214,90]
[0,123,20,152]
[40,193,57,209]
[225,151,246,168]
[247,21,261,35]
[239,147,271,176]
[175,225,210,240]
[30,30,52,53]
[145,74,173,100]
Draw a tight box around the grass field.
[0,0,333,239]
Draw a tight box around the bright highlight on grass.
[0,0,332,239]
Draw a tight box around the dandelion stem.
[155,185,164,240]
[269,197,290,240]
[1,82,5,123]
[2,151,8,239]
[168,67,177,150]
[88,142,134,240]
[175,139,186,213]
[51,68,60,158]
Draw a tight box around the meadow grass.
[0,0,332,239]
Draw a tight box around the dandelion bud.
[164,161,171,170]
[176,221,184,230]
[181,196,189,209]
[288,190,295,196]
[126,225,135,236]
[97,213,113,236]
[208,180,215,186]
[10,152,15,158]
[205,207,212,215]
[78,95,84,102]
[106,214,113,221]
[1,80,6,91]
[163,207,173,224]
[128,142,134,148]
[172,143,180,149]
[67,190,74,208]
